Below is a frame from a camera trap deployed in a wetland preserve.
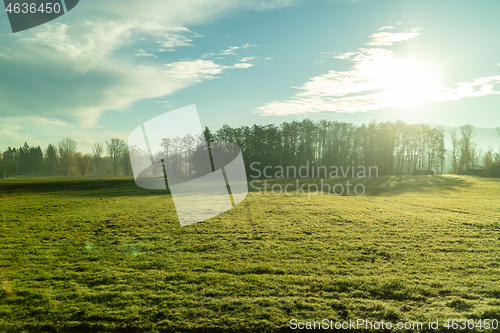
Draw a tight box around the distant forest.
[2,119,500,178]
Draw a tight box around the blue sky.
[1,0,499,152]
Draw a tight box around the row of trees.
[446,124,500,176]
[162,120,496,177]
[211,120,449,176]
[1,120,499,178]
[0,137,132,177]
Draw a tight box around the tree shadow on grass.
[247,175,472,197]
[0,178,170,198]
[1,175,472,199]
[361,175,471,196]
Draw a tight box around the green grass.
[1,176,500,332]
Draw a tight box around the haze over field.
[1,0,499,153]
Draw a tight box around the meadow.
[1,175,500,332]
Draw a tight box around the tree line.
[2,119,500,178]
[210,120,499,177]
[0,137,132,177]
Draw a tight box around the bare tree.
[449,128,459,173]
[484,147,494,170]
[58,138,77,176]
[75,153,91,176]
[58,137,77,154]
[106,138,126,175]
[120,144,132,176]
[426,128,446,173]
[182,134,195,177]
[459,124,475,170]
[91,142,104,176]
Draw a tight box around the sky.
[1,0,499,153]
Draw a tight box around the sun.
[381,59,439,108]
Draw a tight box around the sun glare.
[382,60,439,109]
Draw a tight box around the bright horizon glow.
[255,48,449,117]
[381,60,440,109]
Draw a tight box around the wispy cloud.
[240,56,256,62]
[201,52,217,58]
[155,101,173,107]
[254,26,500,117]
[164,59,226,81]
[220,43,259,55]
[220,46,241,55]
[157,27,203,51]
[378,26,395,31]
[230,62,254,69]
[0,21,199,126]
[0,0,289,137]
[162,58,257,80]
[255,48,402,116]
[367,31,420,46]
[0,18,260,128]
[432,77,500,102]
[333,52,357,60]
[135,49,157,58]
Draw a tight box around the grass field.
[1,175,500,332]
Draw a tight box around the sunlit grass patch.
[1,176,500,332]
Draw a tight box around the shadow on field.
[361,175,471,196]
[0,178,169,198]
[1,175,471,198]
[247,175,471,197]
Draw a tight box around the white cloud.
[240,56,256,62]
[320,51,358,60]
[367,31,420,46]
[254,28,500,117]
[230,62,254,69]
[0,21,201,126]
[0,0,289,136]
[333,52,357,60]
[163,59,255,78]
[155,101,173,107]
[201,52,217,58]
[0,16,261,128]
[156,28,203,51]
[220,46,241,55]
[432,77,500,102]
[220,43,259,55]
[255,48,402,116]
[378,26,395,31]
[164,59,226,81]
[135,49,157,57]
